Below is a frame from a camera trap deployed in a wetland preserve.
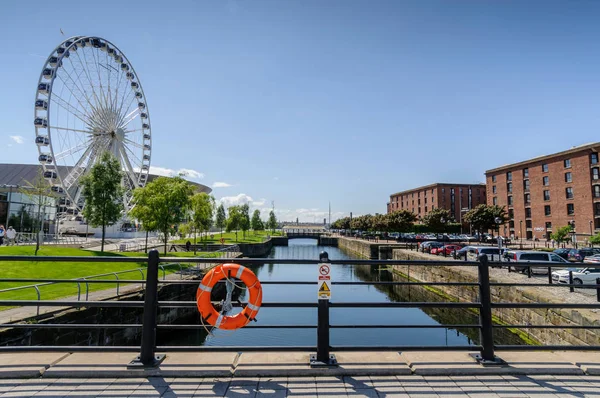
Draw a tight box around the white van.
[466,246,502,263]
[504,250,570,275]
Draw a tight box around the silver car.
[505,250,570,275]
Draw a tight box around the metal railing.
[9,232,86,246]
[0,251,599,368]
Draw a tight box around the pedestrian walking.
[5,226,16,246]
[0,225,5,246]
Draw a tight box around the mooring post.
[128,249,165,368]
[311,251,337,367]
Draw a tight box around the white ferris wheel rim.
[33,36,152,217]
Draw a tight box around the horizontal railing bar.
[0,279,146,284]
[493,325,600,329]
[490,283,600,288]
[496,345,600,351]
[329,302,482,308]
[492,303,600,309]
[0,300,146,307]
[0,324,142,329]
[330,345,482,351]
[0,346,141,352]
[329,324,481,329]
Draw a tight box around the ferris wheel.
[34,36,152,217]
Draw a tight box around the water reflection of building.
[0,163,211,235]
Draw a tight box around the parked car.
[420,241,445,253]
[504,250,570,274]
[552,267,600,285]
[553,248,571,260]
[431,244,462,256]
[583,254,600,265]
[567,248,598,263]
[469,246,503,263]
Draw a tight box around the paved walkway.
[2,374,600,397]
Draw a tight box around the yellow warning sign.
[319,282,330,292]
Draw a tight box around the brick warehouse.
[485,142,600,242]
[387,183,486,223]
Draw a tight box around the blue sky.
[2,0,600,222]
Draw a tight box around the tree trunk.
[163,229,168,255]
[235,231,238,242]
[145,230,148,254]
[101,224,106,253]
[194,228,197,255]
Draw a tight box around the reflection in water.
[161,238,525,347]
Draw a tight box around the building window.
[492,185,497,194]
[507,182,512,193]
[567,203,575,215]
[431,189,434,194]
[543,176,549,186]
[546,222,552,229]
[542,164,549,172]
[506,171,512,181]
[543,190,550,201]
[565,172,572,183]
[509,220,515,228]
[593,167,599,180]
[418,207,421,213]
[523,168,529,178]
[592,152,599,165]
[594,185,600,198]
[566,187,574,199]
[524,193,531,204]
[508,196,513,206]
[564,159,571,168]
[493,197,497,205]
[544,205,551,216]
[508,209,514,218]
[431,205,434,210]
[441,188,445,194]
[418,192,420,197]
[492,176,496,183]
[526,220,532,228]
[525,208,532,218]
[596,203,600,216]
[418,199,421,205]
[523,180,530,191]
[424,206,427,212]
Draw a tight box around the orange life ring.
[196,263,262,330]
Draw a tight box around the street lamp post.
[441,217,447,257]
[519,220,523,250]
[590,220,594,248]
[495,217,503,259]
[570,219,576,248]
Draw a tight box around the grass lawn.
[0,246,218,306]
[172,230,282,245]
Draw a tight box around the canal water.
[163,239,525,347]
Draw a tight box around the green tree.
[20,170,58,255]
[590,233,600,246]
[80,152,124,253]
[215,203,226,237]
[189,193,215,252]
[463,204,508,238]
[551,225,573,246]
[266,210,278,233]
[131,176,194,255]
[370,213,389,232]
[421,208,453,233]
[332,217,351,230]
[386,210,417,232]
[226,205,242,241]
[251,209,264,232]
[350,214,373,231]
[240,203,251,239]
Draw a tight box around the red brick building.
[485,143,600,241]
[387,183,487,223]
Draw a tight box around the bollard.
[473,255,503,365]
[569,271,574,293]
[311,251,337,367]
[548,268,552,284]
[128,249,165,368]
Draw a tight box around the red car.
[430,244,462,256]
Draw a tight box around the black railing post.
[569,271,574,293]
[596,278,600,302]
[311,251,337,367]
[128,249,165,368]
[474,254,503,365]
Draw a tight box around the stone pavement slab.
[0,353,70,378]
[494,351,584,375]
[554,350,600,375]
[234,351,410,377]
[43,353,237,378]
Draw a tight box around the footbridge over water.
[282,226,336,245]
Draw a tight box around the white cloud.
[252,198,267,207]
[257,207,346,223]
[219,193,253,207]
[212,182,232,188]
[10,135,24,144]
[146,166,204,180]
